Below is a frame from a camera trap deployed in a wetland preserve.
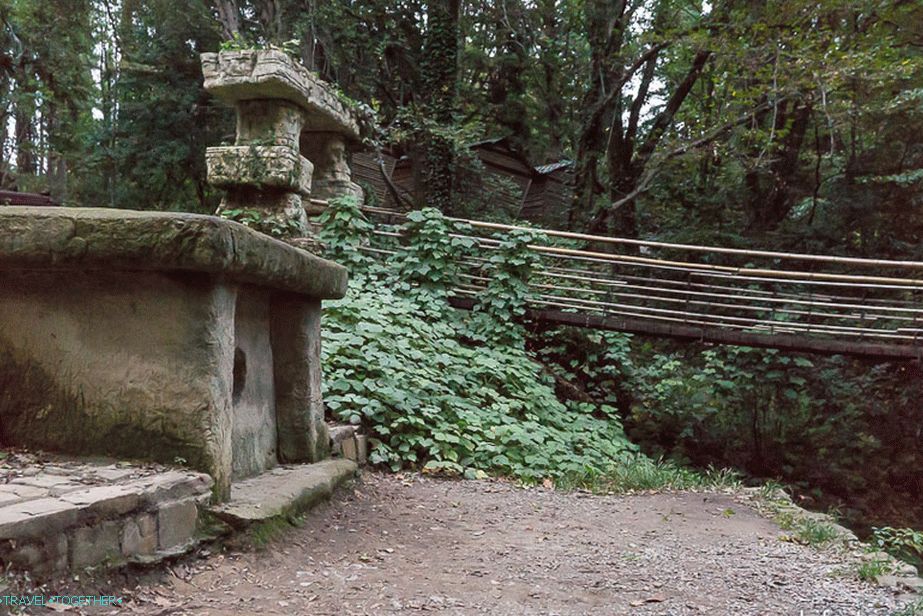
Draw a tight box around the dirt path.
[53,473,916,615]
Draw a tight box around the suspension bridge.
[316,203,923,361]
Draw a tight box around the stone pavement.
[0,450,212,578]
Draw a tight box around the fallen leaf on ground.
[629,595,667,607]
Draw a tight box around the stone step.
[210,459,357,527]
[328,424,369,465]
[0,453,213,579]
[342,434,369,465]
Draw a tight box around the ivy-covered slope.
[322,272,636,480]
[316,198,711,487]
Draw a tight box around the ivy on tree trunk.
[413,0,459,213]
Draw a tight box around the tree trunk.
[256,0,283,43]
[489,1,528,154]
[212,0,240,40]
[569,0,628,230]
[745,101,813,233]
[537,0,565,160]
[413,0,459,212]
[14,84,36,179]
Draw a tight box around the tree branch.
[635,49,712,165]
[599,99,780,214]
[626,50,659,147]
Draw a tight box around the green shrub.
[857,558,892,583]
[792,518,840,546]
[322,271,639,481]
[318,198,644,482]
[874,526,923,571]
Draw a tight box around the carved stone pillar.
[202,50,363,238]
[300,132,364,202]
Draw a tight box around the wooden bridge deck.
[449,298,920,360]
[347,205,923,361]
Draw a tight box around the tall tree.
[412,0,460,210]
[75,0,228,211]
[568,0,720,237]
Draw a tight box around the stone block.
[122,513,158,557]
[270,297,329,463]
[60,484,141,517]
[236,100,305,149]
[2,535,67,577]
[218,189,312,240]
[0,484,45,501]
[0,268,236,501]
[310,178,365,202]
[0,206,348,301]
[49,483,88,497]
[0,507,38,539]
[201,50,360,139]
[10,475,75,490]
[341,435,368,465]
[157,499,199,550]
[329,425,357,451]
[69,521,121,569]
[211,459,356,526]
[50,534,69,573]
[231,287,279,480]
[138,471,214,509]
[206,145,313,195]
[0,498,80,540]
[91,467,137,482]
[300,132,364,201]
[0,493,20,508]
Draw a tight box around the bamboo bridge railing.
[312,201,923,361]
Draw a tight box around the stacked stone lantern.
[202,49,364,237]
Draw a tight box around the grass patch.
[556,457,742,493]
[857,557,893,583]
[755,487,843,548]
[756,480,787,500]
[793,518,840,545]
[776,512,840,546]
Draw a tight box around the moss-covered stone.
[0,206,347,299]
[201,50,361,140]
[207,145,314,196]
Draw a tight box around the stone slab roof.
[201,50,360,140]
[0,207,347,299]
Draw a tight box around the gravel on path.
[37,472,919,616]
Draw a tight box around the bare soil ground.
[27,472,917,615]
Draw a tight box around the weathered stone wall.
[270,295,329,463]
[0,270,236,497]
[0,456,213,579]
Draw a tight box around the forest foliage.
[317,196,922,536]
[1,0,921,258]
[317,195,736,492]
